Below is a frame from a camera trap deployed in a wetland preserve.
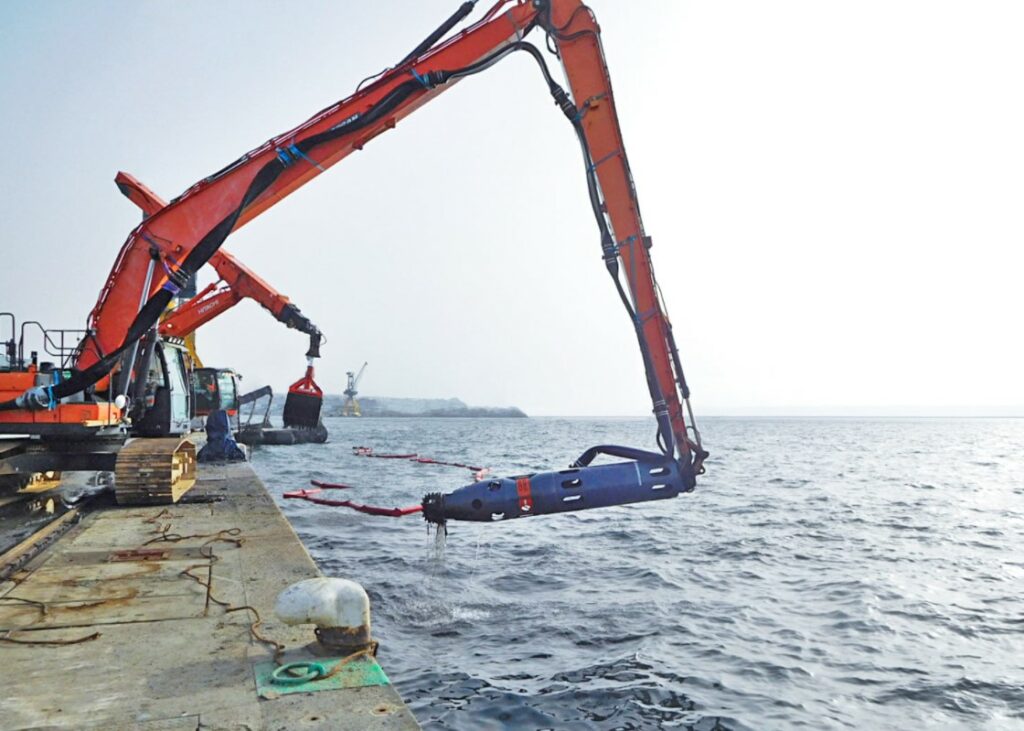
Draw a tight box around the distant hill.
[264,393,526,418]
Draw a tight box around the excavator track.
[114,436,197,505]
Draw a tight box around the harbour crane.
[0,0,707,509]
[342,363,368,417]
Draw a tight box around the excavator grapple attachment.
[283,366,323,429]
[114,436,197,505]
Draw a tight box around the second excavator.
[115,172,327,434]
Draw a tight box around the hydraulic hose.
[399,1,478,66]
[438,40,679,457]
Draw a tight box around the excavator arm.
[116,172,323,360]
[5,0,707,489]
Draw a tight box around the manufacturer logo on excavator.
[329,112,361,132]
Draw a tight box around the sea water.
[252,416,1024,730]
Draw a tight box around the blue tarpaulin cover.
[198,409,246,462]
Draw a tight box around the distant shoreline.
[269,394,527,418]
[340,409,527,418]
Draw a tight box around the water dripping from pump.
[429,522,447,562]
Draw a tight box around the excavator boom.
[2,0,707,493]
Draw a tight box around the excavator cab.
[130,339,194,437]
[191,367,240,428]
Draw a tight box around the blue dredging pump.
[420,445,692,526]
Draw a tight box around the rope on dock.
[0,508,280,653]
[144,526,242,547]
[271,646,375,685]
[0,629,101,646]
[138,509,286,662]
[174,535,286,662]
[0,596,102,646]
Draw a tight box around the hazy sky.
[1,1,1021,416]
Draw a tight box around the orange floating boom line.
[283,488,423,518]
[310,480,354,490]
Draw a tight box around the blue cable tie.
[588,149,620,173]
[410,68,430,89]
[288,144,325,172]
[161,259,186,293]
[637,307,658,323]
[276,148,294,167]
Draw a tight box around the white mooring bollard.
[274,577,375,654]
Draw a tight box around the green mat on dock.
[254,655,390,699]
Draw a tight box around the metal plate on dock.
[254,656,391,699]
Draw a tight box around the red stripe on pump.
[516,477,533,513]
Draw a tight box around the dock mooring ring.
[271,661,327,685]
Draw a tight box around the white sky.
[1,1,1021,416]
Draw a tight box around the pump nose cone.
[421,492,446,525]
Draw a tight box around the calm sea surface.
[250,416,1024,730]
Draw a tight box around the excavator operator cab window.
[165,345,192,434]
[144,361,166,407]
[193,369,219,416]
[216,370,239,414]
[134,341,191,437]
[191,367,239,420]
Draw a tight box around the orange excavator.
[0,0,708,503]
